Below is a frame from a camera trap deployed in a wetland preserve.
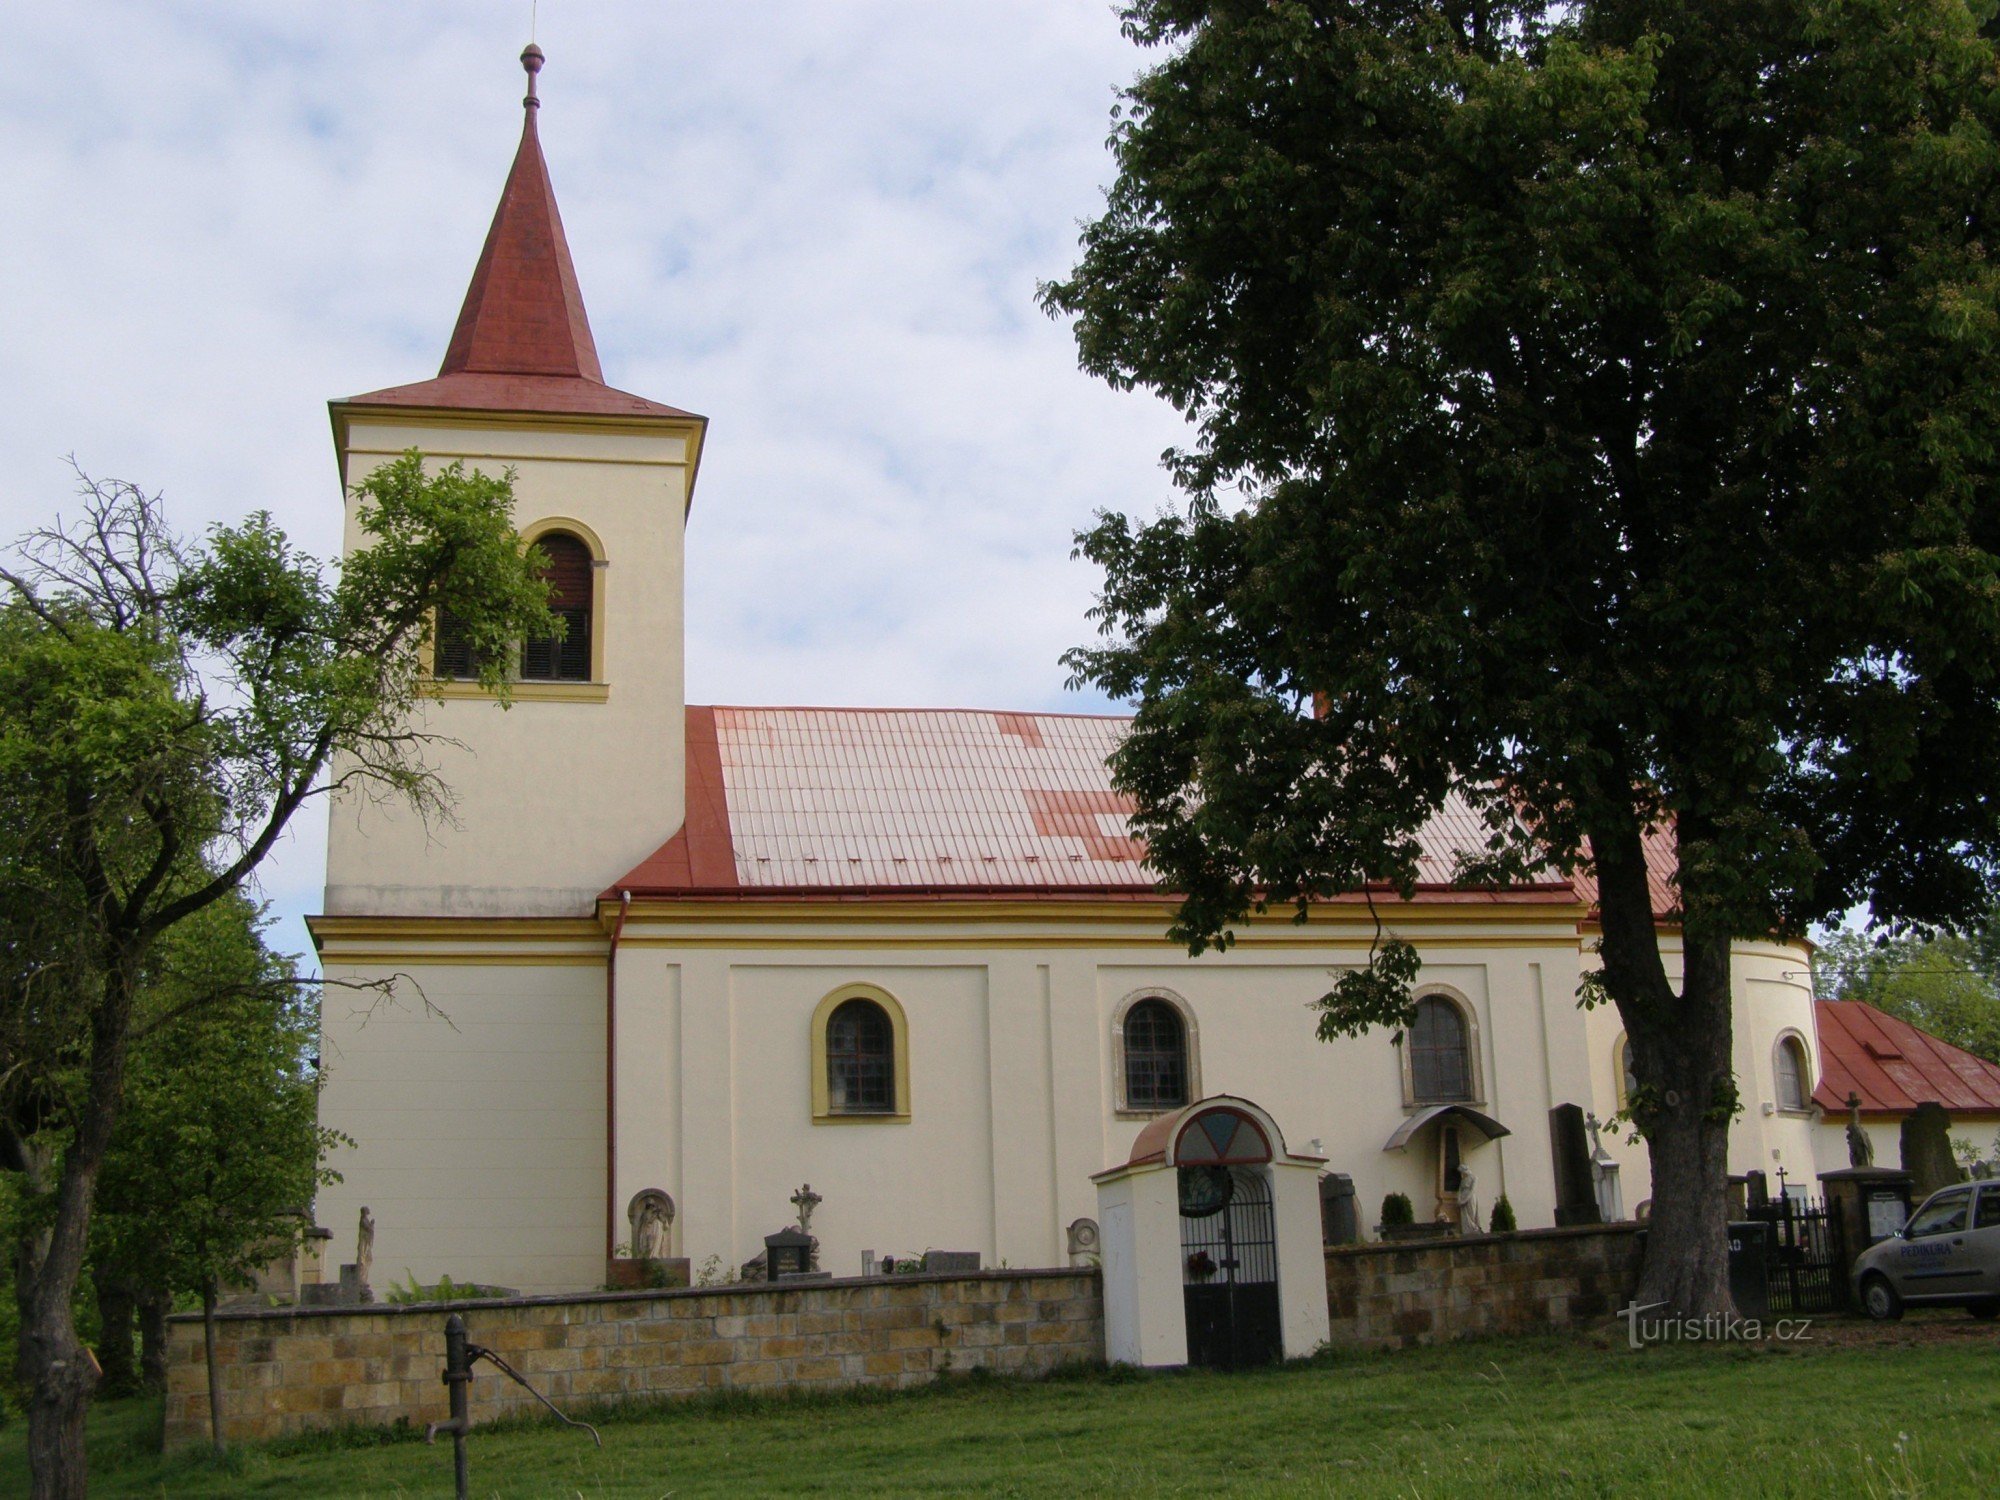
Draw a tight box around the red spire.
[439,44,603,381]
[336,46,701,427]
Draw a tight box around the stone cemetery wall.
[164,1269,1102,1450]
[1324,1223,1644,1348]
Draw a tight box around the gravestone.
[1549,1104,1602,1227]
[922,1250,981,1273]
[764,1227,813,1279]
[1744,1169,1770,1211]
[1065,1218,1100,1266]
[1318,1173,1358,1245]
[1586,1113,1624,1222]
[322,1206,376,1306]
[1901,1102,1963,1201]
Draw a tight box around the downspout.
[606,888,631,1266]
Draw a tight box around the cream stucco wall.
[1583,939,1822,1213]
[315,904,1824,1296]
[600,905,1600,1281]
[323,413,693,918]
[316,938,608,1295]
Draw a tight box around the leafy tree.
[89,892,346,1454]
[1043,0,2000,1316]
[0,456,553,1497]
[1815,924,2000,1065]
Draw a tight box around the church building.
[311,51,1831,1296]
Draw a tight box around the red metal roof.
[339,371,699,422]
[337,57,699,426]
[1813,1000,2000,1118]
[1567,821,1679,921]
[609,706,1579,902]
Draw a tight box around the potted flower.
[1185,1249,1218,1281]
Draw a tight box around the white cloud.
[0,2,1192,960]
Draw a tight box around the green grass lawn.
[4,1320,1997,1498]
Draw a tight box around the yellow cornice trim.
[332,403,706,512]
[318,952,606,967]
[344,445,687,470]
[308,916,605,944]
[600,897,1592,928]
[332,402,706,441]
[610,932,1587,952]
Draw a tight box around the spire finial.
[521,42,545,111]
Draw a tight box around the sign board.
[1866,1190,1907,1241]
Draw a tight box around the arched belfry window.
[1408,995,1474,1104]
[810,984,911,1123]
[520,530,593,682]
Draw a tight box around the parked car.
[1853,1181,2000,1320]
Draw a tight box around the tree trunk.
[138,1289,170,1394]
[91,1269,138,1398]
[15,953,144,1500]
[1590,814,1737,1320]
[201,1280,225,1456]
[19,1348,94,1500]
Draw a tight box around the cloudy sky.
[1,3,1192,960]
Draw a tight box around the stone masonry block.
[860,1305,927,1332]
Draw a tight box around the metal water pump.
[427,1312,602,1498]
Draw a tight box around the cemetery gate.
[1179,1165,1282,1369]
[1749,1193,1847,1315]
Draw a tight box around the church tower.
[323,46,703,918]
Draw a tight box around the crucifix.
[790,1183,822,1236]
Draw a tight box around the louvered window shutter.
[521,533,594,682]
[434,609,479,679]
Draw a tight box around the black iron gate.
[1180,1166,1282,1369]
[1748,1194,1847,1315]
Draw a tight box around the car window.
[1906,1192,1971,1237]
[1977,1188,2000,1231]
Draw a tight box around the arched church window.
[520,531,593,682]
[1409,996,1473,1103]
[1123,999,1190,1112]
[1774,1034,1810,1112]
[1616,1034,1639,1110]
[826,998,895,1115]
